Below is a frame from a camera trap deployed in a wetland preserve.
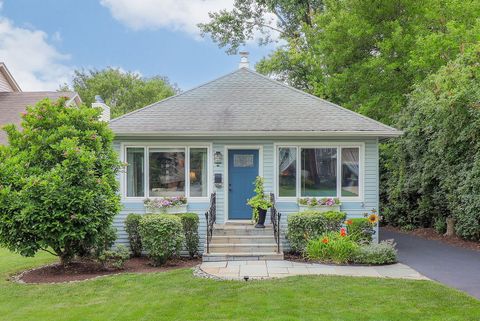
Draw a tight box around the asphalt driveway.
[380,229,480,299]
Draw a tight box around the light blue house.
[109,57,401,261]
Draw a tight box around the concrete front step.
[202,252,284,262]
[213,225,274,236]
[210,235,275,244]
[208,243,278,253]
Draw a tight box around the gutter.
[111,130,403,138]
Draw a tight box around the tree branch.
[40,248,58,257]
[271,7,287,27]
[249,20,285,34]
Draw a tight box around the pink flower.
[325,198,335,206]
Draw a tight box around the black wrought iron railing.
[204,192,216,254]
[270,193,281,253]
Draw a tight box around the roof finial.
[238,51,249,69]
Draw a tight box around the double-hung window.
[125,146,209,199]
[277,145,361,199]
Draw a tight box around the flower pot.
[298,204,341,213]
[145,204,188,214]
[255,208,267,228]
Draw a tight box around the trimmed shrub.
[353,240,397,265]
[174,213,200,258]
[125,214,143,257]
[287,210,346,253]
[98,244,130,269]
[306,231,359,264]
[139,215,185,266]
[346,218,374,243]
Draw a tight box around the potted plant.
[247,176,272,228]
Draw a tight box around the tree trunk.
[445,217,456,237]
[57,247,73,267]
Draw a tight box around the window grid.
[124,145,210,200]
[277,145,362,200]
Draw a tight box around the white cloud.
[100,0,235,36]
[0,16,73,91]
[101,0,281,47]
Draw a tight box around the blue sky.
[0,0,276,91]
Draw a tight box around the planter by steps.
[255,208,267,228]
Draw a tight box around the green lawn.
[0,248,479,321]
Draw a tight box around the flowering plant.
[343,209,379,243]
[144,196,187,211]
[306,230,358,264]
[298,197,340,207]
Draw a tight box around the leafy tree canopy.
[202,0,480,124]
[383,44,480,240]
[62,68,178,119]
[198,0,324,54]
[0,99,122,264]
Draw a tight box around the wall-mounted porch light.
[214,151,223,164]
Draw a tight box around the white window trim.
[273,142,365,202]
[121,142,212,203]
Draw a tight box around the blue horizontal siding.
[113,137,379,252]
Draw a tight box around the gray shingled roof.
[0,91,78,145]
[110,68,401,137]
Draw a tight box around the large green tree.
[201,0,480,124]
[0,98,122,264]
[383,45,480,240]
[199,0,324,54]
[65,68,178,119]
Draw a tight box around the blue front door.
[228,149,259,220]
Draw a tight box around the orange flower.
[322,237,329,244]
[345,219,353,225]
[340,228,347,237]
[368,213,379,224]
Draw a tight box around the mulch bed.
[284,253,309,263]
[17,256,201,284]
[383,225,480,252]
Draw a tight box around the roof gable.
[0,63,21,92]
[110,68,401,137]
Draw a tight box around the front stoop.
[202,223,284,262]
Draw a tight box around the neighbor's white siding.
[0,71,13,92]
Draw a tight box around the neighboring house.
[109,54,401,261]
[0,62,82,145]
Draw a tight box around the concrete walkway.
[381,229,480,299]
[200,260,428,280]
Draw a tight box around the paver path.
[200,260,427,280]
[381,229,480,299]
